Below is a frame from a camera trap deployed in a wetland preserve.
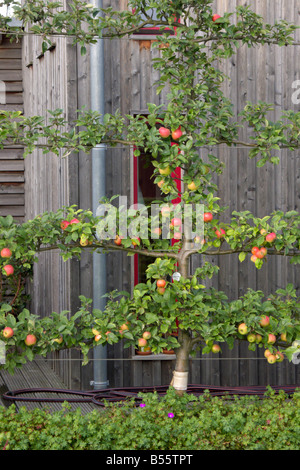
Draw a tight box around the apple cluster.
[237,315,286,364]
[1,247,14,277]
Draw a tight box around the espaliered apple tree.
[0,1,300,393]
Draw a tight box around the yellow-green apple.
[171,127,182,140]
[3,265,14,276]
[260,229,267,235]
[266,232,276,243]
[238,323,248,335]
[159,166,172,176]
[53,335,63,344]
[142,331,151,340]
[2,327,14,338]
[92,328,100,335]
[260,315,270,327]
[211,344,221,353]
[267,333,276,344]
[25,334,37,346]
[247,333,256,343]
[203,212,213,222]
[255,334,263,343]
[80,236,89,246]
[264,349,272,358]
[159,127,170,138]
[1,248,12,258]
[251,255,257,263]
[187,181,198,191]
[157,279,166,288]
[280,332,287,342]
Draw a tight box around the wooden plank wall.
[104,0,300,388]
[0,36,24,223]
[21,0,300,390]
[22,0,93,389]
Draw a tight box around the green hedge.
[0,387,299,450]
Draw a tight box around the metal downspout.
[90,0,108,390]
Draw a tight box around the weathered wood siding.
[0,36,24,222]
[22,0,299,389]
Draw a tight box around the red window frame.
[133,151,182,286]
[131,7,179,36]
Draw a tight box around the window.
[132,7,178,37]
[133,147,182,286]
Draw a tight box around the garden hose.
[2,384,299,407]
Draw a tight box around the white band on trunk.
[172,370,188,390]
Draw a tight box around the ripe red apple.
[212,14,221,22]
[173,231,182,240]
[256,247,267,259]
[159,166,172,176]
[215,228,226,239]
[94,334,102,342]
[1,248,12,258]
[251,246,259,256]
[157,286,166,295]
[203,212,213,222]
[157,179,165,188]
[267,354,277,364]
[138,337,147,347]
[267,333,276,344]
[171,127,182,140]
[260,315,270,327]
[3,265,14,276]
[157,279,166,288]
[25,334,37,346]
[70,218,80,225]
[211,344,221,353]
[238,323,248,335]
[131,237,141,246]
[171,217,182,227]
[152,227,162,236]
[264,349,272,358]
[266,232,276,243]
[114,235,123,246]
[159,127,170,138]
[275,351,284,362]
[2,327,14,338]
[142,331,151,340]
[61,220,70,230]
[161,205,172,217]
